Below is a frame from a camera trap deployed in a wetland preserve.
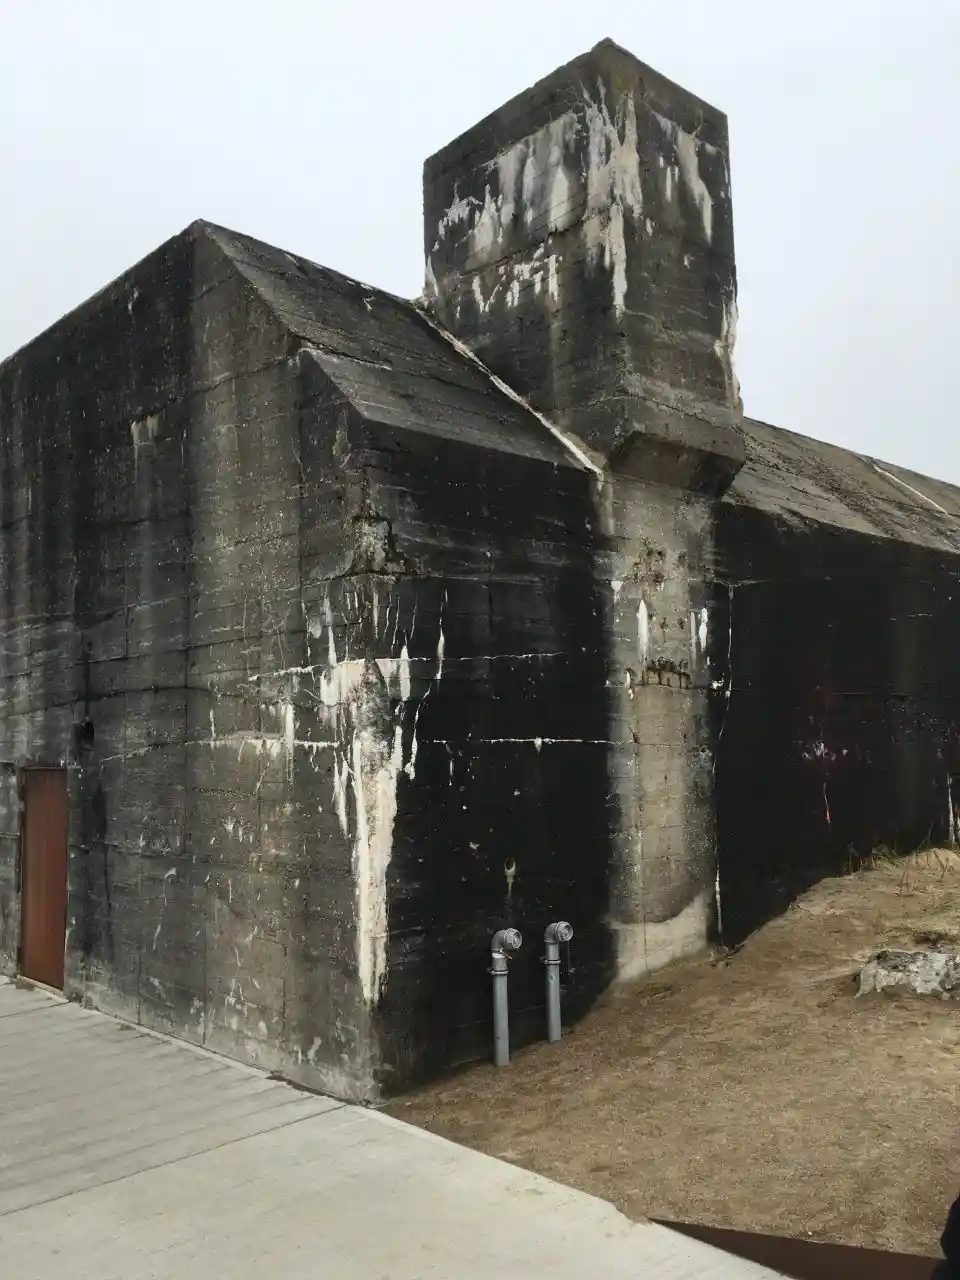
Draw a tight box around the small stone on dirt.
[858,949,960,998]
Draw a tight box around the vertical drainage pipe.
[543,921,573,1042]
[490,927,522,1066]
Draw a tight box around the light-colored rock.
[857,949,960,997]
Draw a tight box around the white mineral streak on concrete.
[434,188,478,244]
[689,607,709,669]
[494,144,523,231]
[464,114,578,264]
[689,611,699,670]
[207,709,290,766]
[333,754,350,836]
[468,243,560,316]
[428,113,576,308]
[545,148,574,231]
[581,83,643,315]
[547,250,559,300]
[416,305,604,482]
[715,290,741,407]
[435,622,446,679]
[470,184,501,259]
[655,112,715,245]
[637,598,650,670]
[424,253,438,301]
[129,413,159,473]
[352,722,405,1008]
[872,464,952,517]
[521,115,578,232]
[404,597,446,781]
[318,597,412,1008]
[376,645,414,706]
[310,589,452,1007]
[273,651,559,677]
[283,701,295,782]
[424,736,618,746]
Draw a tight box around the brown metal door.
[20,768,69,989]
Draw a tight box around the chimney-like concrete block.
[424,38,744,494]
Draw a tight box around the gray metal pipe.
[490,928,522,1066]
[543,921,573,1043]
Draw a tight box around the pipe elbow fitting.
[544,921,573,944]
[491,927,522,955]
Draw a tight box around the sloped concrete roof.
[207,221,960,552]
[5,216,958,549]
[729,416,960,553]
[202,221,582,469]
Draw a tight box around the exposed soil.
[388,849,960,1257]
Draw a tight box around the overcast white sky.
[2,1,958,480]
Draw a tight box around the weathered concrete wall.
[0,270,87,969]
[713,501,960,942]
[18,39,957,1103]
[6,29,960,1101]
[348,422,717,1087]
[424,38,743,491]
[0,226,378,1099]
[353,420,613,1084]
[597,476,717,982]
[420,39,741,1008]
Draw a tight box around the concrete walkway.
[0,979,787,1277]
